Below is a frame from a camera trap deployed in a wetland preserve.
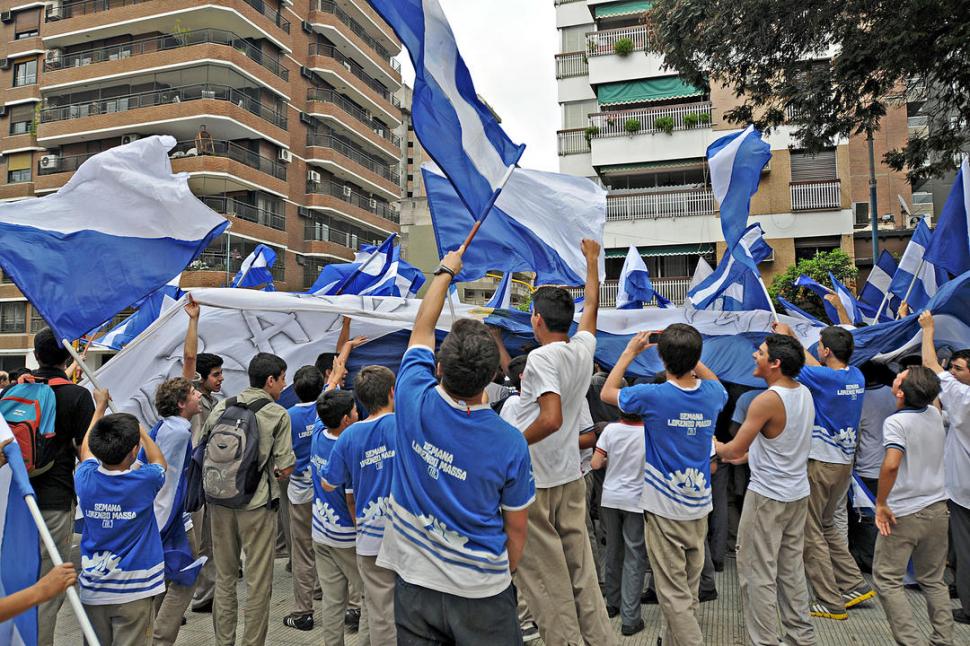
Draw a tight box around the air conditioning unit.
[299,111,313,126]
[121,133,141,145]
[47,1,63,19]
[300,66,313,80]
[1,11,14,24]
[0,59,10,71]
[369,198,377,209]
[40,154,61,171]
[278,148,292,163]
[298,206,311,218]
[307,170,321,183]
[0,106,6,117]
[342,61,352,72]
[46,49,63,65]
[301,20,313,34]
[342,185,352,197]
[374,127,385,138]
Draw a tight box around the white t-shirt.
[595,422,645,513]
[512,331,597,488]
[882,406,948,517]
[855,385,896,479]
[936,371,970,509]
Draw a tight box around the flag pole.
[898,258,926,318]
[873,289,892,322]
[755,275,780,323]
[334,235,396,296]
[460,164,517,251]
[61,340,117,414]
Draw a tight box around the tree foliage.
[646,1,970,183]
[768,249,857,319]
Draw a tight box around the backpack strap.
[249,399,273,414]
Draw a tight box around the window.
[14,9,40,39]
[0,302,27,334]
[8,104,34,135]
[6,153,32,184]
[790,148,837,182]
[12,59,37,87]
[561,25,593,53]
[794,236,840,261]
[563,99,598,129]
[0,355,26,372]
[29,308,47,334]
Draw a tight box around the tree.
[646,1,970,183]
[768,249,857,319]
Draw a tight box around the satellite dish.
[898,194,912,216]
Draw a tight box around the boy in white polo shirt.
[873,365,953,645]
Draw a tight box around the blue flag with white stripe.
[688,224,772,309]
[486,273,513,309]
[889,219,948,312]
[707,125,772,250]
[924,158,970,277]
[309,235,425,297]
[719,268,770,312]
[425,164,606,285]
[794,274,841,325]
[0,135,228,341]
[859,250,899,322]
[616,246,671,309]
[777,296,826,327]
[829,272,864,325]
[0,418,41,646]
[231,245,277,289]
[97,275,183,351]
[369,0,525,220]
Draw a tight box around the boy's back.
[596,421,645,513]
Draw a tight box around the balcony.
[169,139,286,181]
[192,248,285,282]
[303,219,382,251]
[309,0,401,86]
[201,196,285,231]
[557,128,591,155]
[307,179,400,224]
[555,52,588,79]
[589,103,715,167]
[570,278,692,307]
[47,0,291,34]
[607,188,716,222]
[588,102,712,138]
[306,131,400,198]
[790,180,842,211]
[307,42,402,125]
[306,87,401,158]
[586,25,648,57]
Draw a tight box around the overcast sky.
[395,1,561,172]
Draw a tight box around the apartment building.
[555,0,915,305]
[0,0,405,368]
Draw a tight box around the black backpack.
[198,397,272,509]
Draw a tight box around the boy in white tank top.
[716,334,817,646]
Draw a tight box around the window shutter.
[14,9,40,33]
[9,104,34,122]
[790,149,837,182]
[6,152,31,171]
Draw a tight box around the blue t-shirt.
[798,365,865,464]
[323,413,397,556]
[376,346,535,599]
[75,459,166,605]
[310,422,357,548]
[619,379,728,521]
[288,402,319,475]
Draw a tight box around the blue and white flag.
[847,473,876,517]
[889,219,948,312]
[369,0,525,220]
[829,272,863,325]
[97,275,183,351]
[859,250,899,322]
[924,158,970,277]
[425,164,606,285]
[707,125,772,250]
[688,224,772,309]
[0,418,41,646]
[486,273,513,309]
[719,268,770,312]
[616,246,670,309]
[0,135,228,341]
[309,235,425,298]
[354,239,426,298]
[231,244,277,289]
[777,296,826,327]
[794,274,841,325]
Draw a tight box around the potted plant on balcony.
[613,37,635,57]
[653,116,675,134]
[697,112,711,125]
[624,118,642,134]
[584,125,600,143]
[683,112,700,128]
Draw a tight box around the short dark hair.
[619,410,642,423]
[88,413,141,465]
[900,366,941,408]
[657,324,703,377]
[316,389,356,429]
[355,365,395,412]
[155,378,194,418]
[508,355,529,391]
[951,349,970,367]
[532,287,575,334]
[764,334,806,378]
[315,352,338,375]
[248,353,286,388]
[819,326,854,363]
[860,361,896,388]
[438,319,500,398]
[33,328,70,368]
[196,353,223,380]
[293,365,325,403]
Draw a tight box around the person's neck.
[260,386,277,401]
[668,371,698,389]
[444,387,485,406]
[765,372,798,389]
[178,411,194,421]
[369,406,394,418]
[102,459,133,472]
[823,356,847,370]
[536,329,569,346]
[328,424,350,437]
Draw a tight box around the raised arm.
[182,297,200,381]
[919,311,944,374]
[600,332,651,407]
[824,293,852,326]
[139,424,167,471]
[577,239,601,335]
[410,250,463,349]
[694,361,719,382]
[328,334,368,391]
[772,321,820,367]
[79,389,111,462]
[488,326,512,378]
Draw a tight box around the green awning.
[594,1,653,19]
[606,243,714,259]
[597,76,705,107]
[600,158,706,174]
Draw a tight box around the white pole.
[898,258,926,318]
[446,284,458,323]
[756,275,779,323]
[61,340,117,413]
[873,289,892,322]
[23,495,101,646]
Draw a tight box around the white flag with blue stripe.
[707,125,772,250]
[486,273,513,309]
[0,135,228,341]
[889,218,948,311]
[859,250,899,322]
[924,158,970,277]
[718,268,771,312]
[829,272,864,325]
[777,296,826,327]
[616,246,671,309]
[369,0,525,220]
[231,244,277,290]
[96,275,183,351]
[688,224,772,309]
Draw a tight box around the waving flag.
[486,273,513,309]
[859,250,899,322]
[707,125,772,249]
[0,135,228,341]
[616,246,671,309]
[309,235,425,298]
[829,273,863,325]
[689,257,714,291]
[889,219,948,311]
[777,296,826,327]
[719,268,771,312]
[924,158,970,277]
[97,275,183,351]
[369,0,525,220]
[0,418,41,646]
[231,245,277,289]
[425,164,605,285]
[795,275,841,325]
[689,224,772,309]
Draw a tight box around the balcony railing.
[607,188,716,221]
[588,102,712,138]
[37,150,95,175]
[307,88,401,147]
[791,180,841,211]
[312,0,401,71]
[303,219,382,250]
[48,0,291,32]
[307,132,400,184]
[45,29,289,81]
[193,249,285,280]
[557,128,590,155]
[307,179,400,223]
[169,139,287,181]
[569,278,693,307]
[586,25,648,57]
[554,0,586,5]
[201,196,285,230]
[308,43,401,108]
[40,83,288,130]
[556,52,588,79]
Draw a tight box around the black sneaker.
[640,589,658,605]
[699,589,718,603]
[282,613,314,631]
[191,600,213,614]
[954,609,970,625]
[345,608,361,631]
[842,587,876,608]
[621,618,645,636]
[520,621,540,642]
[606,605,620,618]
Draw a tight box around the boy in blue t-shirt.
[311,389,370,646]
[75,390,168,646]
[376,249,535,644]
[324,364,398,645]
[601,325,728,646]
